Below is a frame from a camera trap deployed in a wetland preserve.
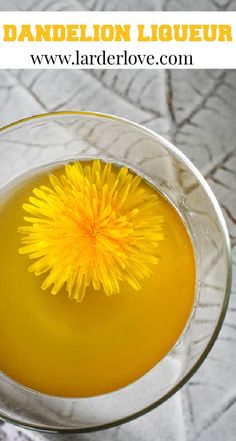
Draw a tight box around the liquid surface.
[0,163,196,397]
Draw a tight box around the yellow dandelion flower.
[19,160,164,302]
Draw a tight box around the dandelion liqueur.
[0,159,195,397]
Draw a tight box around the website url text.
[30,49,193,67]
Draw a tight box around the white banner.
[0,11,235,69]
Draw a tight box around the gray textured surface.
[0,1,235,440]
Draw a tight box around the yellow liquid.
[0,163,196,397]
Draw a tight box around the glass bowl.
[0,111,231,433]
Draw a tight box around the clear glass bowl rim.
[0,111,232,434]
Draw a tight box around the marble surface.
[0,1,235,440]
